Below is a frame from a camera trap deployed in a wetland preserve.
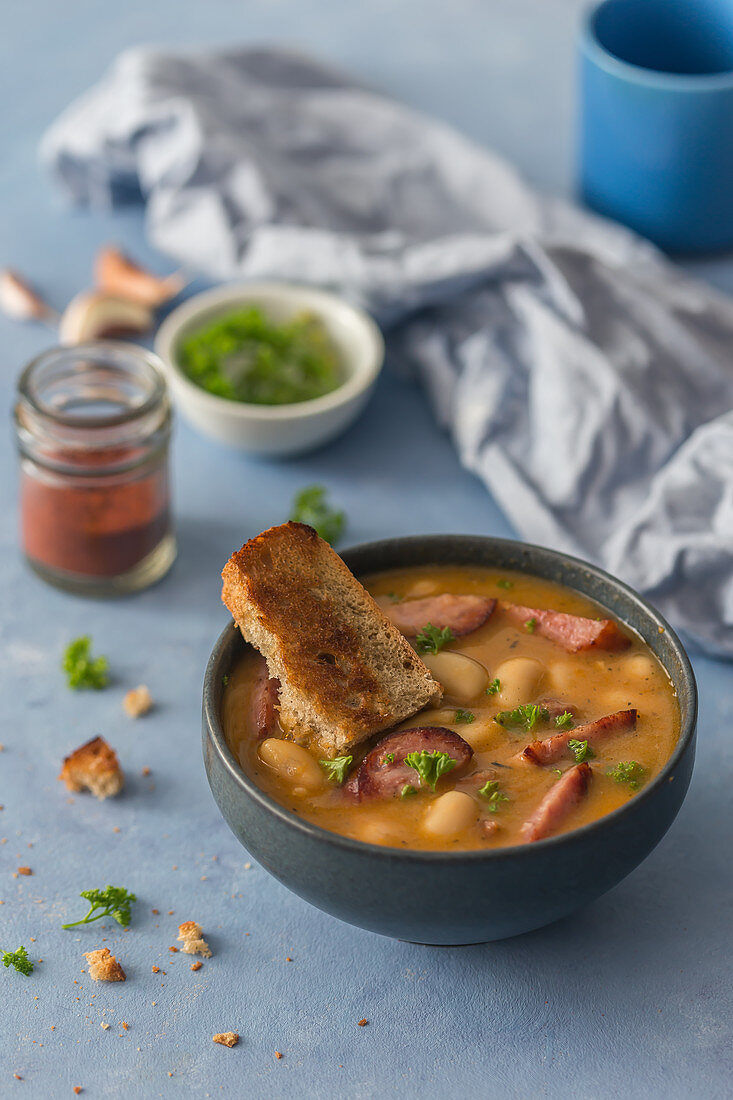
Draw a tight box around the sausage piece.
[346,726,473,801]
[380,594,496,638]
[501,602,630,652]
[520,763,592,842]
[250,655,280,739]
[519,708,637,766]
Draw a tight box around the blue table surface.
[2,2,732,1097]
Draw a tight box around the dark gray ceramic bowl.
[203,535,697,944]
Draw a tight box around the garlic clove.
[94,246,185,307]
[0,269,56,322]
[59,291,154,345]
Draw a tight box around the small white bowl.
[155,282,385,457]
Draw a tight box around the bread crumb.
[17,866,32,875]
[83,948,126,983]
[59,737,124,799]
[358,1018,368,1027]
[213,1032,239,1048]
[121,1021,129,1030]
[151,966,160,974]
[190,961,202,972]
[141,767,151,777]
[123,685,153,718]
[100,1022,110,1030]
[275,1051,283,1060]
[177,920,212,958]
[151,908,159,915]
[168,946,178,953]
[285,957,292,962]
[73,1088,83,1095]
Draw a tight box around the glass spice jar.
[14,342,176,596]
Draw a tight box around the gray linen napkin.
[41,46,733,657]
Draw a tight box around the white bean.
[623,654,656,680]
[406,579,440,598]
[422,791,478,839]
[421,651,488,702]
[258,738,324,792]
[495,657,545,707]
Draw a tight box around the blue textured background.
[2,2,732,1096]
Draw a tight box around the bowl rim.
[204,533,697,864]
[154,281,385,421]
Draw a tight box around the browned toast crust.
[221,523,442,756]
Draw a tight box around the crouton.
[84,948,126,982]
[212,1032,239,1047]
[177,920,212,958]
[123,685,153,718]
[59,737,123,799]
[221,523,442,758]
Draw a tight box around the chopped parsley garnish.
[478,780,509,812]
[386,592,402,604]
[62,886,136,930]
[404,750,457,791]
[552,768,563,778]
[401,784,417,799]
[454,709,475,724]
[62,636,109,691]
[525,617,537,634]
[496,579,514,590]
[178,306,342,405]
[414,623,455,655]
[221,674,229,687]
[607,761,645,790]
[494,704,549,732]
[319,755,353,784]
[290,485,345,545]
[383,753,395,764]
[555,711,574,729]
[486,678,501,696]
[568,738,594,763]
[2,946,33,976]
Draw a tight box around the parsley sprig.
[494,704,549,732]
[404,750,457,791]
[486,678,501,696]
[62,886,136,930]
[290,485,345,545]
[454,709,475,724]
[415,624,455,655]
[555,711,574,729]
[568,738,594,763]
[62,636,109,691]
[607,761,645,790]
[2,946,33,976]
[319,755,353,784]
[478,780,509,812]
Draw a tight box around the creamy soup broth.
[224,565,679,851]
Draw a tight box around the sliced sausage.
[346,726,473,801]
[520,763,592,842]
[380,594,496,638]
[501,602,630,652]
[519,708,637,766]
[250,655,280,739]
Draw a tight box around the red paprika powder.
[15,343,175,595]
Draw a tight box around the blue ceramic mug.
[579,0,733,253]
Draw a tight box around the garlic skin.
[0,269,55,322]
[95,246,185,307]
[59,291,154,345]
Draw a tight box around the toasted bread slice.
[221,523,442,757]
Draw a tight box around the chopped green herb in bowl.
[178,307,342,406]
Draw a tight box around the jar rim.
[16,341,168,430]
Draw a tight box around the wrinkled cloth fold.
[41,46,733,656]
